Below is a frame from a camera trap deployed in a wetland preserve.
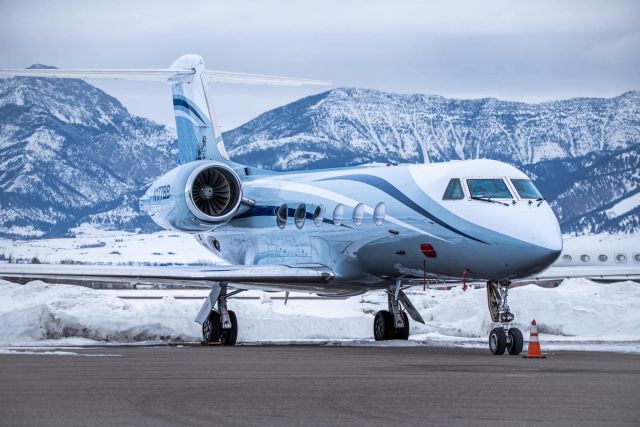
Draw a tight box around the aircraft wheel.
[507,327,523,355]
[202,311,221,345]
[374,310,394,341]
[394,312,410,340]
[489,327,506,355]
[220,310,238,346]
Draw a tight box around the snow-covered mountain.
[0,75,637,238]
[224,87,640,169]
[522,144,639,235]
[224,87,639,235]
[0,68,176,238]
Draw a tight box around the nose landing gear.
[487,281,523,355]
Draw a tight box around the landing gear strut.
[197,283,240,346]
[486,281,523,355]
[373,280,424,341]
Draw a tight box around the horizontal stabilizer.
[201,71,330,86]
[0,68,194,81]
[0,68,331,86]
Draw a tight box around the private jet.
[1,54,576,355]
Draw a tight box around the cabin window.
[615,253,627,263]
[442,178,464,200]
[562,254,572,262]
[276,204,288,229]
[353,203,365,226]
[312,205,325,226]
[294,204,306,229]
[374,202,386,225]
[511,179,543,199]
[580,254,590,262]
[598,254,608,262]
[634,253,640,263]
[467,179,512,199]
[333,204,344,227]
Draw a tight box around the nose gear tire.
[507,327,523,355]
[489,327,507,355]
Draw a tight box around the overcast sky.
[1,0,639,130]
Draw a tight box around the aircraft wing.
[516,265,640,284]
[0,263,337,293]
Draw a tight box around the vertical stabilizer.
[1,56,329,167]
[169,54,229,164]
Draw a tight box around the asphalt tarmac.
[1,345,639,426]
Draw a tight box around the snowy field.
[1,278,639,353]
[1,230,639,353]
[0,227,216,265]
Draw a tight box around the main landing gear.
[374,280,425,341]
[197,283,239,346]
[487,281,523,355]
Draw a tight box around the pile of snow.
[0,280,199,345]
[1,278,639,350]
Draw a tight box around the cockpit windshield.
[466,179,512,199]
[511,179,542,199]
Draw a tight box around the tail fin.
[0,55,330,166]
[169,55,228,164]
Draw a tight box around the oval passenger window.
[333,204,344,227]
[374,202,386,226]
[312,205,324,226]
[276,204,288,229]
[353,203,365,226]
[294,204,306,229]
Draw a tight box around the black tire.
[507,327,524,355]
[220,310,238,346]
[202,311,221,344]
[489,327,506,355]
[394,312,410,340]
[374,310,394,341]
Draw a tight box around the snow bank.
[407,279,640,344]
[0,280,200,345]
[1,279,639,349]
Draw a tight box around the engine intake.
[140,160,243,233]
[186,163,242,224]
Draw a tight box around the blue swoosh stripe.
[317,174,488,244]
[172,97,208,125]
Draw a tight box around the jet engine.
[140,160,243,232]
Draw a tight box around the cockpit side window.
[511,179,543,199]
[442,178,464,200]
[467,179,512,199]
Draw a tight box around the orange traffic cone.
[523,319,546,359]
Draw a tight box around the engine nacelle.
[140,161,243,233]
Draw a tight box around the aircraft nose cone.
[499,240,562,279]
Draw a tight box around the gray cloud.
[1,0,639,129]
